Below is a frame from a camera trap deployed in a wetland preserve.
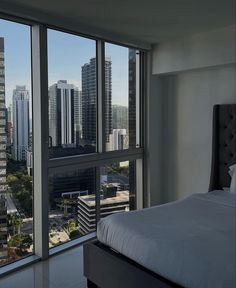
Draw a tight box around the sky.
[0,18,130,108]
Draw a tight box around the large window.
[0,19,33,267]
[0,17,144,271]
[48,161,137,248]
[46,30,143,249]
[48,30,97,157]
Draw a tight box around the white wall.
[162,65,236,202]
[149,26,236,204]
[152,25,236,74]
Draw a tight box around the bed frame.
[209,104,236,191]
[84,104,236,288]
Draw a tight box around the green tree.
[61,198,69,216]
[66,219,79,239]
[21,174,32,191]
[8,214,23,235]
[67,219,77,233]
[6,170,33,216]
[8,233,33,250]
[7,174,21,192]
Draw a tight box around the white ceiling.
[0,0,235,45]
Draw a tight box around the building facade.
[74,88,82,145]
[78,188,129,235]
[112,104,128,131]
[6,105,13,146]
[81,57,112,146]
[128,49,138,210]
[49,80,76,148]
[0,37,7,260]
[108,129,128,151]
[12,85,29,161]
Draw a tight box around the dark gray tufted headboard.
[209,104,236,191]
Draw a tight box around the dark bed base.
[84,241,183,288]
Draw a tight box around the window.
[105,44,140,152]
[0,19,33,267]
[48,160,137,248]
[49,167,97,247]
[99,160,137,217]
[0,16,145,271]
[48,30,97,157]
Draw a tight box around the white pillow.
[229,164,236,194]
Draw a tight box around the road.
[5,193,18,214]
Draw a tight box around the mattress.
[97,191,236,288]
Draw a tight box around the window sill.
[0,255,40,278]
[0,232,96,278]
[49,232,96,257]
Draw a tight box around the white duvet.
[97,191,236,288]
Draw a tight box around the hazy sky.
[0,18,129,108]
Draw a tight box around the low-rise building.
[78,186,129,235]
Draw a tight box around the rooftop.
[78,190,129,207]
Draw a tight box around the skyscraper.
[112,104,128,130]
[108,129,128,151]
[81,57,112,145]
[12,85,30,161]
[74,88,82,144]
[6,105,13,145]
[104,58,112,143]
[128,49,137,148]
[128,49,138,210]
[0,37,7,260]
[49,80,75,147]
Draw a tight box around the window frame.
[0,13,146,276]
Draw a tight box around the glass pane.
[49,167,97,248]
[96,161,136,221]
[48,29,97,158]
[105,44,139,151]
[0,19,33,267]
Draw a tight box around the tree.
[61,198,69,216]
[6,157,26,174]
[66,219,79,239]
[69,229,80,239]
[7,174,21,193]
[6,170,33,216]
[8,214,23,235]
[21,174,32,191]
[8,233,33,251]
[67,219,77,233]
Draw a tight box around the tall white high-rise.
[108,129,127,151]
[49,80,75,147]
[12,85,29,161]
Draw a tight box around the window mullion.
[97,40,105,153]
[96,40,106,223]
[32,24,49,260]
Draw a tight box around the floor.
[0,246,87,288]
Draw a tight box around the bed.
[83,104,236,288]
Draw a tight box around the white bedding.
[97,191,236,288]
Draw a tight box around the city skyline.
[0,18,130,108]
[0,22,137,265]
[0,16,136,265]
